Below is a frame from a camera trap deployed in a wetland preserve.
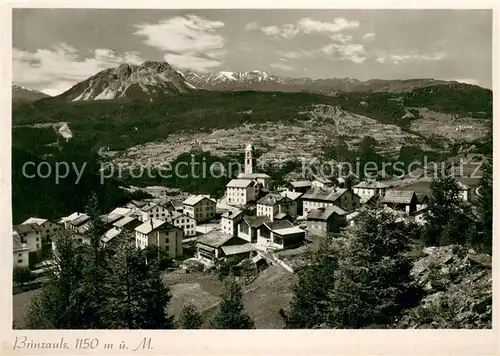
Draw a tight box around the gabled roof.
[69,214,91,227]
[141,202,158,212]
[263,220,294,231]
[272,227,305,235]
[237,172,271,179]
[102,228,122,243]
[113,216,141,229]
[183,195,216,206]
[226,179,255,188]
[135,219,176,235]
[257,193,291,206]
[289,180,312,188]
[221,243,256,256]
[109,207,133,216]
[243,215,271,228]
[307,206,347,221]
[302,187,348,202]
[170,211,193,220]
[222,209,244,220]
[14,223,42,234]
[100,212,123,224]
[21,217,49,226]
[353,180,390,189]
[129,200,147,208]
[280,191,303,201]
[382,190,417,204]
[274,212,290,220]
[60,212,84,223]
[197,230,234,248]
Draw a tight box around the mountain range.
[12,84,51,103]
[12,61,489,104]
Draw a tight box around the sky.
[12,9,492,96]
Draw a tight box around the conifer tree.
[179,303,204,329]
[210,278,255,329]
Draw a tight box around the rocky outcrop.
[400,245,492,329]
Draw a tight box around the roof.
[302,187,348,202]
[237,172,271,179]
[221,209,244,220]
[289,180,312,188]
[100,212,123,224]
[307,206,347,221]
[353,180,390,189]
[382,190,417,204]
[415,193,429,203]
[183,195,216,206]
[274,212,289,220]
[135,219,168,235]
[170,211,192,220]
[281,191,303,201]
[109,207,132,216]
[113,216,141,229]
[263,220,294,231]
[13,232,29,252]
[60,212,84,223]
[313,176,333,184]
[102,228,122,243]
[272,227,305,235]
[196,230,234,248]
[69,214,91,227]
[129,200,147,208]
[257,193,290,206]
[141,202,158,212]
[14,223,42,234]
[243,215,271,228]
[456,180,470,190]
[221,243,256,256]
[226,179,255,188]
[21,217,48,225]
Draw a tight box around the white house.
[21,217,64,241]
[311,176,334,189]
[13,231,30,268]
[226,179,259,206]
[302,187,360,215]
[182,195,217,222]
[352,180,390,203]
[59,212,87,229]
[256,193,297,221]
[13,224,42,253]
[256,220,306,251]
[167,211,197,237]
[134,219,183,258]
[138,202,170,222]
[238,216,271,243]
[220,209,245,237]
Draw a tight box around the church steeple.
[244,143,254,174]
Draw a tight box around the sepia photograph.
[9,7,493,334]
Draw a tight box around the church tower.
[244,143,254,174]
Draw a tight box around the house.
[287,181,312,194]
[306,206,347,236]
[125,200,148,209]
[415,193,428,210]
[238,216,271,243]
[226,179,259,206]
[109,207,134,217]
[21,217,64,241]
[59,212,86,229]
[382,190,418,215]
[167,211,197,237]
[302,187,360,215]
[99,212,124,227]
[102,228,124,247]
[352,180,390,203]
[196,230,250,264]
[67,214,91,233]
[221,209,245,237]
[457,180,472,202]
[138,202,170,222]
[13,224,42,252]
[411,207,427,225]
[281,191,304,216]
[221,243,257,261]
[257,193,297,221]
[256,220,306,250]
[311,176,334,188]
[13,231,30,268]
[156,199,179,212]
[182,195,217,222]
[112,216,143,232]
[235,143,272,189]
[134,219,183,258]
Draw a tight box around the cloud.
[269,62,295,71]
[134,14,225,72]
[13,44,144,95]
[280,50,316,59]
[321,43,367,64]
[245,21,259,31]
[255,17,359,39]
[362,32,376,41]
[376,52,446,64]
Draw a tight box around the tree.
[424,175,474,246]
[476,159,492,253]
[210,278,255,329]
[178,303,203,329]
[105,242,175,329]
[325,209,421,328]
[13,267,35,286]
[281,238,338,328]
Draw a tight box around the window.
[36,237,39,241]
[165,237,170,244]
[18,259,23,263]
[36,243,40,249]
[18,253,22,257]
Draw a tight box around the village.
[12,143,486,326]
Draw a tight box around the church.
[225,143,271,207]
